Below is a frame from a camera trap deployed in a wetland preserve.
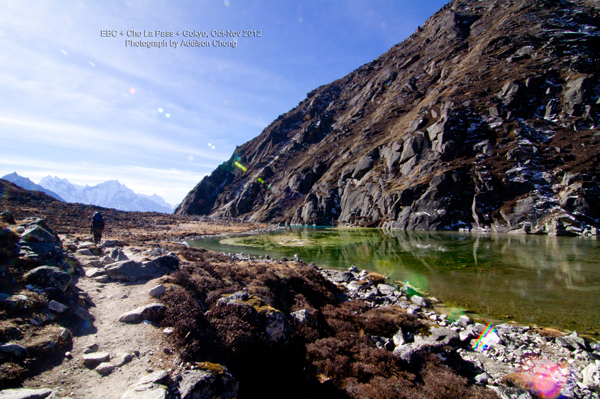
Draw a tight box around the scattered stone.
[64,351,73,359]
[179,368,239,399]
[83,352,110,368]
[148,285,166,297]
[410,295,427,307]
[95,362,115,375]
[83,343,98,354]
[113,351,137,367]
[48,300,69,313]
[163,328,174,336]
[290,309,314,325]
[105,258,177,282]
[119,303,167,324]
[109,248,129,262]
[582,361,600,390]
[76,248,94,256]
[94,275,110,283]
[85,268,104,278]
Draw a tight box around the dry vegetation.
[159,247,496,399]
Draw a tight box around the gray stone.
[290,309,314,325]
[456,315,473,327]
[0,211,16,225]
[582,362,600,390]
[105,258,176,282]
[352,153,376,180]
[377,284,398,296]
[134,370,170,387]
[0,388,54,399]
[83,343,98,354]
[474,372,490,385]
[102,240,123,248]
[410,295,427,307]
[414,326,460,347]
[101,255,115,265]
[94,275,110,283]
[86,268,104,278]
[76,248,94,256]
[24,266,71,291]
[83,352,110,368]
[48,300,69,313]
[489,385,534,399]
[392,328,406,347]
[73,306,95,321]
[109,248,129,261]
[179,369,239,399]
[332,271,355,283]
[148,285,166,297]
[113,351,136,367]
[120,383,168,399]
[0,343,28,358]
[119,303,167,324]
[392,343,423,363]
[20,225,56,243]
[95,362,115,375]
[217,291,249,306]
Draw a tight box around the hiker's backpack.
[92,212,104,228]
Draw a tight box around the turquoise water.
[189,228,600,337]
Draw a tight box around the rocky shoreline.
[224,251,600,399]
[1,210,599,399]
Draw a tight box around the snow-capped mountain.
[38,176,173,213]
[1,172,65,201]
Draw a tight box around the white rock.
[148,285,166,297]
[95,362,115,375]
[48,300,69,313]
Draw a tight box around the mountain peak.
[176,0,600,237]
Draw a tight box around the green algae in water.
[191,228,600,337]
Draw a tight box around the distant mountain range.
[1,172,174,213]
[1,172,65,201]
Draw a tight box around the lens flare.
[129,88,135,94]
[472,322,500,352]
[224,0,230,6]
[234,161,247,172]
[89,61,95,67]
[158,108,163,113]
[188,155,194,161]
[531,360,569,399]
[165,113,170,118]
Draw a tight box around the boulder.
[112,351,136,367]
[582,361,600,390]
[392,328,406,347]
[109,248,129,262]
[414,326,460,347]
[133,370,170,386]
[85,268,105,278]
[0,388,54,399]
[148,285,166,297]
[410,295,427,307]
[24,266,71,291]
[0,343,28,358]
[118,303,167,324]
[95,362,115,375]
[179,369,239,399]
[105,260,161,282]
[20,225,57,243]
[83,352,110,368]
[331,271,355,283]
[290,309,315,325]
[0,211,16,225]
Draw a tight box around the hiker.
[90,212,105,244]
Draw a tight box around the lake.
[189,227,600,338]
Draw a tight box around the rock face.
[176,0,600,236]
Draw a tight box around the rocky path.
[17,247,179,399]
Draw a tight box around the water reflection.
[192,228,600,336]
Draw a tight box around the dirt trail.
[22,248,180,399]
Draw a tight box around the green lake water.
[189,228,600,338]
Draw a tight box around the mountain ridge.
[1,172,65,202]
[176,0,600,237]
[29,175,174,214]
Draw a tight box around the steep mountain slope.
[177,0,600,236]
[39,176,173,213]
[1,172,65,202]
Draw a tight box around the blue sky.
[0,0,448,205]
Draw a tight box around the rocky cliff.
[176,0,600,236]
